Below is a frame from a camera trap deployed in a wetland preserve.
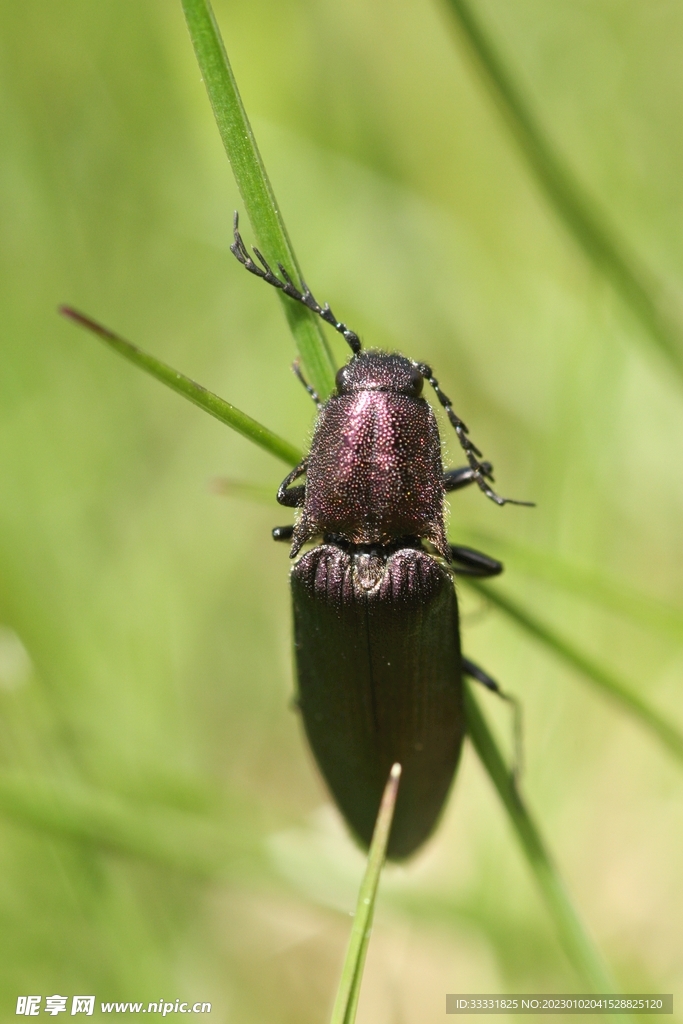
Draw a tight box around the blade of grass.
[466,578,683,764]
[181,0,337,400]
[330,764,402,1024]
[60,307,301,467]
[465,682,628,1010]
[455,527,683,643]
[0,772,266,880]
[443,0,683,379]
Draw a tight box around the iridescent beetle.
[232,216,531,859]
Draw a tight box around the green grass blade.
[465,683,629,1008]
[181,0,337,399]
[456,528,683,643]
[0,772,265,879]
[466,579,683,764]
[444,0,683,379]
[60,307,301,467]
[330,764,402,1024]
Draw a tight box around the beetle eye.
[409,367,424,397]
[335,366,351,393]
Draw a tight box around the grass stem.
[466,579,683,765]
[330,765,402,1024]
[181,0,337,398]
[60,307,301,466]
[466,684,629,1017]
[444,0,683,378]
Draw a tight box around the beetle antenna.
[230,212,362,354]
[414,361,534,507]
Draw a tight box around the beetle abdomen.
[292,543,464,859]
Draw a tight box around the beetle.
[231,216,531,859]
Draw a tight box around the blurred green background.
[1,0,682,1019]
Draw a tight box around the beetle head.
[335,351,424,398]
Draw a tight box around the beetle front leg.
[449,544,503,577]
[444,463,494,492]
[277,459,307,508]
[272,525,294,542]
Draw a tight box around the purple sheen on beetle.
[290,351,449,559]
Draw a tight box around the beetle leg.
[443,463,494,492]
[231,212,362,354]
[462,656,504,694]
[277,459,307,508]
[415,361,534,508]
[272,525,295,542]
[450,545,503,577]
[462,656,523,781]
[292,358,322,409]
